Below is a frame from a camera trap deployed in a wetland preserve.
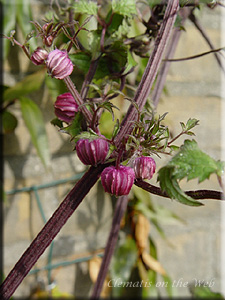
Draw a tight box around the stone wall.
[3,1,224,298]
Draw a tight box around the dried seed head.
[101,165,135,196]
[54,92,79,123]
[76,138,109,166]
[46,49,73,79]
[133,156,156,180]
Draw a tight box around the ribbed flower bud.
[30,47,48,65]
[46,49,73,79]
[133,156,156,180]
[101,165,135,196]
[54,93,79,123]
[76,138,109,166]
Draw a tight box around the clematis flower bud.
[76,138,109,166]
[101,165,135,196]
[133,156,156,180]
[46,49,73,79]
[30,47,48,65]
[54,92,79,123]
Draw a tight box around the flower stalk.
[0,164,108,300]
[114,0,180,149]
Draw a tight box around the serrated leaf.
[4,70,45,102]
[2,110,18,133]
[62,112,83,138]
[186,118,199,131]
[19,97,50,168]
[168,139,224,182]
[73,0,98,15]
[112,0,137,17]
[158,166,203,206]
[158,139,225,206]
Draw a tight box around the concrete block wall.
[3,1,224,298]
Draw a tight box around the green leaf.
[4,70,46,102]
[19,97,50,168]
[62,112,83,139]
[189,285,224,299]
[45,74,67,100]
[3,0,16,60]
[69,52,91,73]
[158,166,203,206]
[185,118,199,131]
[168,139,224,182]
[16,0,37,51]
[112,0,137,17]
[157,139,225,206]
[2,110,18,133]
[110,236,137,297]
[73,0,98,15]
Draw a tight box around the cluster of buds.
[30,48,73,80]
[75,137,156,197]
[54,93,79,123]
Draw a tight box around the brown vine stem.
[113,0,180,150]
[90,195,129,299]
[0,164,108,300]
[135,179,224,201]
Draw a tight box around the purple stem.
[90,195,129,299]
[114,0,180,150]
[189,11,225,76]
[134,179,224,201]
[0,164,107,300]
[90,0,180,297]
[63,76,93,125]
[152,7,192,107]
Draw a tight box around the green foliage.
[189,284,224,299]
[73,0,98,16]
[19,97,50,168]
[112,0,137,17]
[4,70,46,103]
[110,236,138,297]
[2,111,18,134]
[158,139,224,206]
[61,112,84,139]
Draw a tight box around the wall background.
[3,1,224,298]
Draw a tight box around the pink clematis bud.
[76,138,109,166]
[54,92,79,123]
[101,165,135,196]
[46,49,73,79]
[30,47,48,65]
[133,156,156,180]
